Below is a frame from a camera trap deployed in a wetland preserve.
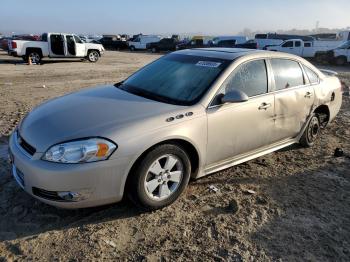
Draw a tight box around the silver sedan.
[9,48,342,210]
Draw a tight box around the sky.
[0,0,349,35]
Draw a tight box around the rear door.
[269,58,315,141]
[206,59,276,165]
[281,40,303,56]
[73,35,86,57]
[292,40,303,56]
[49,34,65,57]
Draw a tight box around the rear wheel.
[26,51,41,64]
[335,56,347,66]
[87,50,99,62]
[129,46,135,51]
[300,114,320,147]
[127,144,191,210]
[151,47,157,53]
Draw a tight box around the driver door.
[65,35,76,57]
[73,35,86,57]
[206,59,276,166]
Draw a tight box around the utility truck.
[8,33,105,63]
[324,41,350,65]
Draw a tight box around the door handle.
[305,92,313,98]
[258,102,272,110]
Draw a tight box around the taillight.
[11,41,17,49]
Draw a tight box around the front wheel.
[127,144,191,210]
[87,50,99,62]
[300,114,320,147]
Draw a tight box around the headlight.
[42,138,117,163]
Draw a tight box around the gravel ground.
[0,50,349,261]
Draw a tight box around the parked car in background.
[98,35,128,50]
[209,39,236,48]
[176,39,206,50]
[146,38,178,52]
[209,39,258,49]
[1,37,12,50]
[211,36,248,45]
[8,32,104,63]
[128,35,161,51]
[325,41,350,65]
[234,39,258,49]
[9,49,342,210]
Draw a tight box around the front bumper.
[9,132,131,208]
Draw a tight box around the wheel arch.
[87,49,100,56]
[25,47,43,57]
[123,138,201,197]
[313,104,330,127]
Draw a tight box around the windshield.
[118,53,231,105]
[336,41,350,49]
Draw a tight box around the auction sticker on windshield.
[196,61,222,68]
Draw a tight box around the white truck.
[211,36,248,45]
[266,38,347,59]
[127,35,161,51]
[325,41,350,65]
[8,33,105,63]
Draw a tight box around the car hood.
[19,85,182,152]
[85,42,104,50]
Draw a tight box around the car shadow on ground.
[194,156,350,260]
[250,161,350,260]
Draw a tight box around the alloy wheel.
[144,154,183,201]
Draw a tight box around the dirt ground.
[0,50,349,261]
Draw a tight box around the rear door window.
[222,59,268,97]
[270,59,304,90]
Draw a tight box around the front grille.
[32,187,63,201]
[17,133,36,156]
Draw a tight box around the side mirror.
[221,89,249,103]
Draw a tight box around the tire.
[87,50,99,62]
[151,47,157,53]
[130,46,135,51]
[300,114,320,147]
[127,144,191,210]
[26,51,41,64]
[335,56,347,66]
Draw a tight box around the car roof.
[174,48,306,61]
[174,48,264,60]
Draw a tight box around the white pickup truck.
[265,38,347,59]
[8,33,105,63]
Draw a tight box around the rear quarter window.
[303,66,319,84]
[270,59,304,90]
